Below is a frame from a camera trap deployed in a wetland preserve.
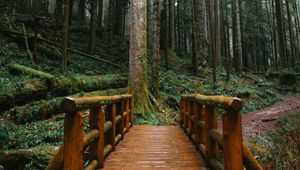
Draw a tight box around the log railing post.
[204,106,218,165]
[129,98,134,127]
[63,111,83,170]
[199,105,205,145]
[187,100,192,134]
[120,100,125,138]
[111,103,117,151]
[89,106,105,168]
[183,99,187,130]
[222,111,243,170]
[193,103,200,148]
[125,99,130,131]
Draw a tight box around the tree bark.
[214,0,221,68]
[275,0,287,69]
[89,0,99,55]
[169,0,175,50]
[129,0,154,117]
[62,0,70,71]
[164,0,169,68]
[232,0,243,73]
[152,0,160,97]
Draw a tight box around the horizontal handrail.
[181,94,242,112]
[46,94,133,170]
[180,94,263,170]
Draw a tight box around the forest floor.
[242,95,300,139]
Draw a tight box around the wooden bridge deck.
[103,126,207,170]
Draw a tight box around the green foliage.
[0,119,64,149]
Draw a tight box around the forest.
[0,0,299,169]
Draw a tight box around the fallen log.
[7,63,55,80]
[0,29,121,68]
[39,38,122,68]
[8,88,127,124]
[0,145,56,170]
[0,74,128,112]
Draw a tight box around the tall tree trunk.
[169,0,175,51]
[79,0,85,23]
[286,0,296,67]
[214,0,221,68]
[272,0,279,70]
[98,0,103,34]
[107,0,115,54]
[164,0,169,68]
[55,0,63,27]
[147,0,152,53]
[206,0,216,81]
[89,0,99,55]
[192,0,198,73]
[232,0,243,74]
[275,0,287,69]
[62,0,70,71]
[130,0,153,117]
[68,0,73,26]
[115,0,125,36]
[152,0,160,97]
[177,0,181,55]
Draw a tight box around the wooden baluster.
[120,100,125,138]
[64,111,83,170]
[125,99,130,131]
[129,98,134,126]
[193,102,200,149]
[111,103,117,151]
[222,111,243,170]
[89,106,105,168]
[199,105,205,145]
[183,99,187,130]
[187,100,192,135]
[179,100,183,127]
[204,106,218,166]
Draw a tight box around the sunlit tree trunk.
[130,0,153,116]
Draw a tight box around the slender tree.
[62,0,70,71]
[169,0,175,50]
[89,0,99,54]
[164,0,169,68]
[232,0,243,73]
[129,0,153,116]
[275,0,287,69]
[152,0,160,97]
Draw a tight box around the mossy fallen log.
[7,63,55,80]
[8,88,127,124]
[0,74,128,112]
[0,145,56,170]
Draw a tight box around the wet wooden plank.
[103,126,207,169]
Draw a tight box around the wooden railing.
[180,94,263,170]
[46,94,133,170]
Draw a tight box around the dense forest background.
[0,0,299,169]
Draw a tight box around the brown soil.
[242,96,300,139]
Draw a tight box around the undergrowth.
[249,112,300,170]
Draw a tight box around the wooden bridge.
[45,94,263,170]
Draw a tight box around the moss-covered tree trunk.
[129,0,153,117]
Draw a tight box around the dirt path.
[242,96,300,139]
